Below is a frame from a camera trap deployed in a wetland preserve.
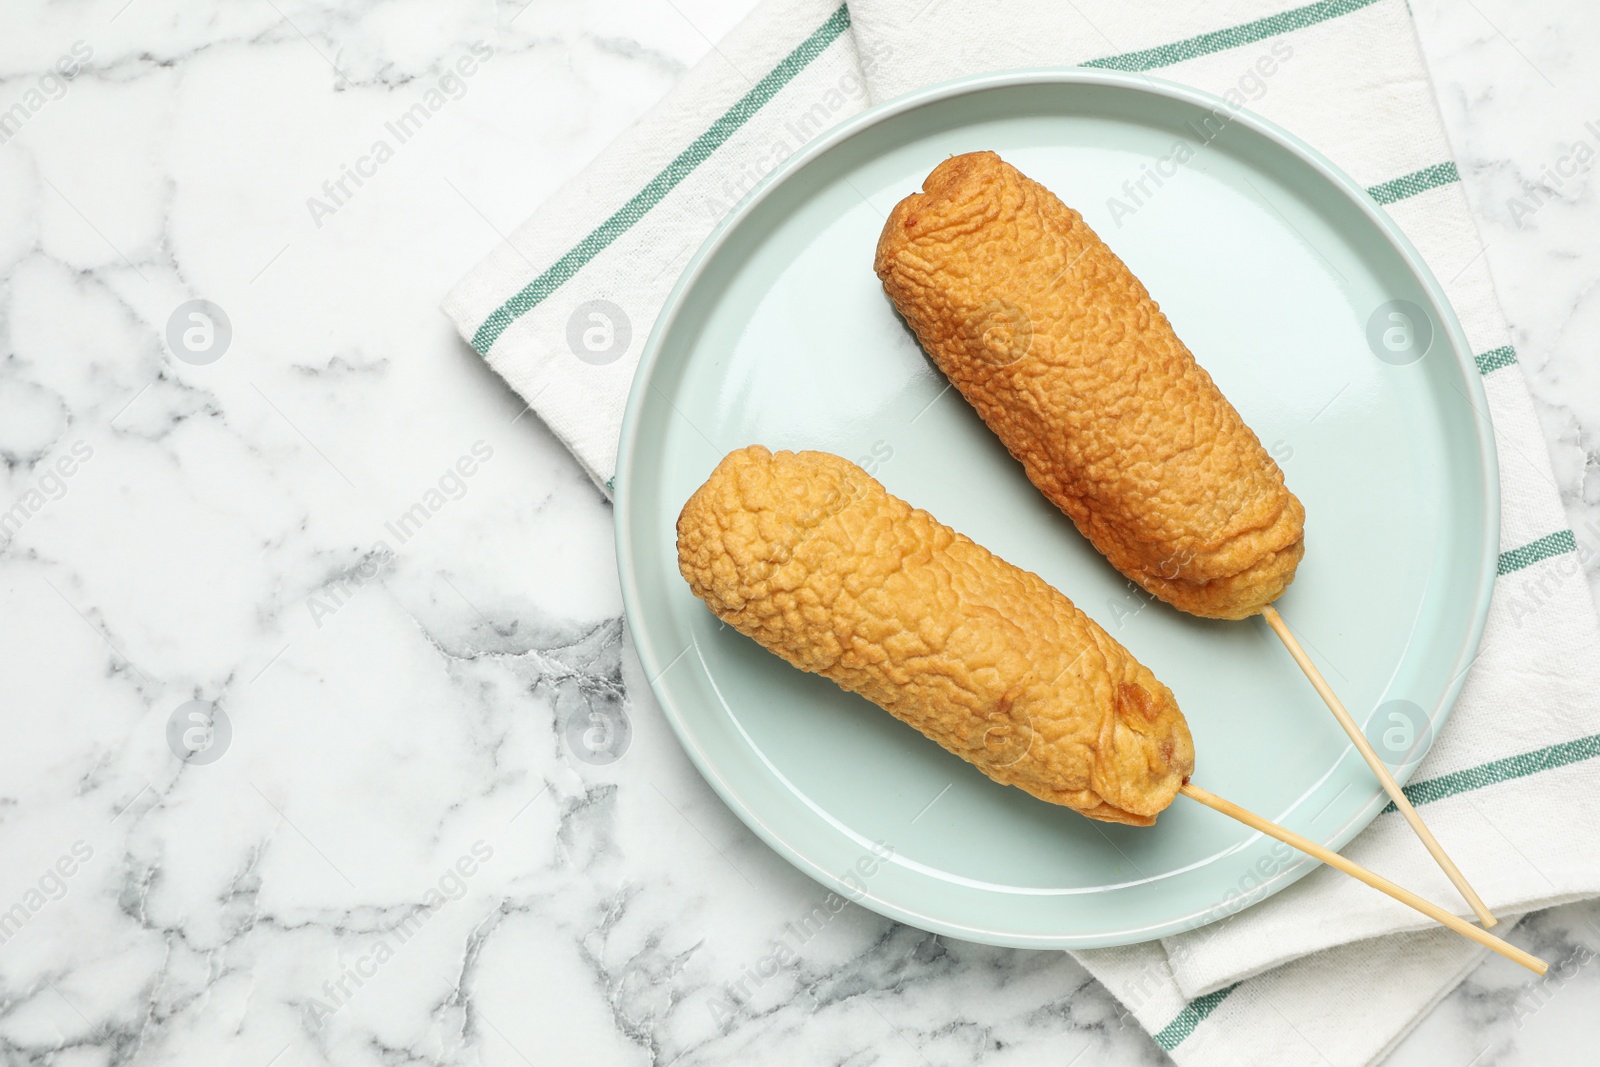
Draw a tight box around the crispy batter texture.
[676,446,1195,825]
[874,151,1305,619]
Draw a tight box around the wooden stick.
[1178,782,1544,975]
[1260,604,1498,929]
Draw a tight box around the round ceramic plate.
[615,70,1497,948]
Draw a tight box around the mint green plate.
[615,70,1497,948]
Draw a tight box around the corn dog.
[874,151,1305,620]
[676,446,1196,825]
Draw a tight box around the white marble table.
[0,1,1594,1063]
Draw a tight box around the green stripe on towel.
[1154,984,1241,1050]
[1476,345,1518,375]
[1367,161,1460,204]
[469,3,853,355]
[1082,0,1382,72]
[1385,733,1600,812]
[1498,530,1578,576]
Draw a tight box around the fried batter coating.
[676,446,1195,825]
[874,151,1305,620]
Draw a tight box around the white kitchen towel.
[441,0,874,491]
[442,2,1600,1064]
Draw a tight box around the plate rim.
[613,67,1500,947]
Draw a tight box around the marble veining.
[0,0,1594,1064]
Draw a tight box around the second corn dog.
[676,445,1195,825]
[874,151,1305,620]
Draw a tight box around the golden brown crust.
[676,446,1195,825]
[874,151,1305,620]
